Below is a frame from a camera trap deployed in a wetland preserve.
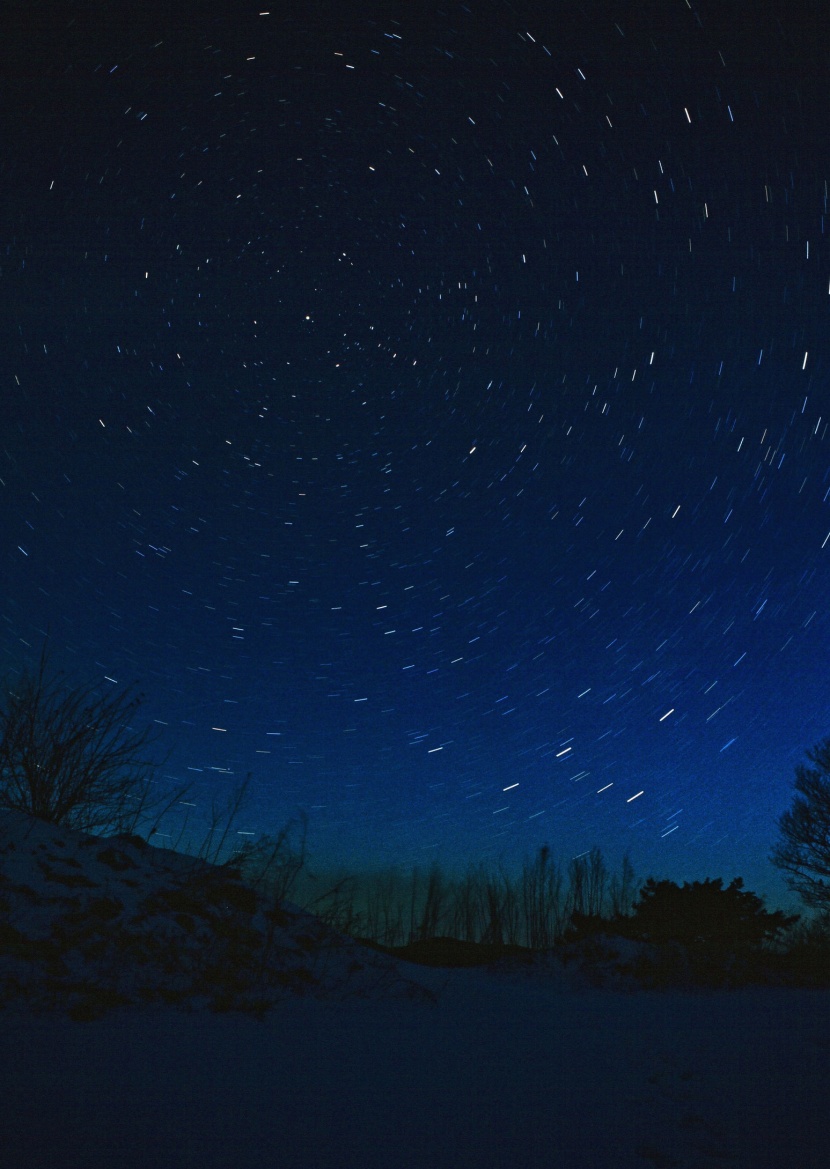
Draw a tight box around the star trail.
[3,1,828,904]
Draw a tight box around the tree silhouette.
[771,738,830,911]
[628,877,795,951]
[0,645,187,837]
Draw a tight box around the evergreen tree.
[629,877,795,950]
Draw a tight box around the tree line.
[1,646,829,966]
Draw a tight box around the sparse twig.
[0,642,188,838]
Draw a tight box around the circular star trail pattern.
[2,1,829,903]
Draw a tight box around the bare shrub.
[0,645,187,838]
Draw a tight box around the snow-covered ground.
[2,971,828,1168]
[1,809,828,1168]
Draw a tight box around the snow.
[2,976,828,1168]
[1,810,828,1168]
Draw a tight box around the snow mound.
[0,808,437,1018]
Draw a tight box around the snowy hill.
[0,807,436,1017]
[1,808,829,1168]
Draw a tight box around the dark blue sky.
[3,1,829,906]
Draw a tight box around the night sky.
[3,1,829,907]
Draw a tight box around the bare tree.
[0,646,187,838]
[233,808,309,902]
[169,773,248,866]
[482,869,505,945]
[408,865,421,943]
[306,871,363,937]
[365,866,406,946]
[609,853,640,917]
[771,738,830,911]
[498,861,521,945]
[567,854,587,918]
[451,863,485,943]
[522,845,564,949]
[417,862,448,941]
[585,847,609,916]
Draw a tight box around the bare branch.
[771,741,830,911]
[0,643,188,839]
